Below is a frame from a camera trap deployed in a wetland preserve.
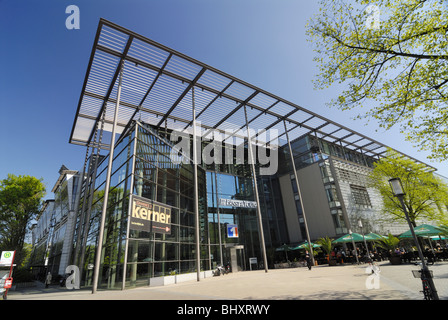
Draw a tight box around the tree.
[0,174,46,264]
[317,236,333,261]
[306,0,448,160]
[368,149,448,227]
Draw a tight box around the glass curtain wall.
[72,121,208,290]
[73,126,135,289]
[72,120,289,289]
[127,122,207,288]
[206,171,260,269]
[205,145,287,270]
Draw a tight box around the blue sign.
[227,224,238,238]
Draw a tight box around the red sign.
[4,277,13,289]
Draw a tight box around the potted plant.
[376,233,401,265]
[317,236,336,265]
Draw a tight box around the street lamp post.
[388,178,439,300]
[358,220,371,262]
[349,229,359,264]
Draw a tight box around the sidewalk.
[10,262,444,300]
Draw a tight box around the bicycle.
[412,268,436,300]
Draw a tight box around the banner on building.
[129,195,172,234]
[219,198,257,208]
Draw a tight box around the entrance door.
[225,245,245,272]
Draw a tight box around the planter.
[329,259,337,266]
[389,256,402,265]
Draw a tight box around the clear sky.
[1,0,447,200]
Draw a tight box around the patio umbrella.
[276,244,292,251]
[290,241,321,250]
[333,233,367,243]
[429,235,446,240]
[398,224,444,238]
[276,244,292,260]
[365,233,385,241]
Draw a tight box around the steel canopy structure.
[69,18,433,169]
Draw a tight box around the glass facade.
[73,122,209,289]
[29,169,80,279]
[72,129,134,289]
[71,120,292,289]
[127,123,207,287]
[68,119,400,289]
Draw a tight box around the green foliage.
[317,236,333,256]
[438,225,448,236]
[368,149,448,226]
[13,268,34,283]
[306,0,448,160]
[0,174,46,264]
[376,233,400,252]
[302,243,320,257]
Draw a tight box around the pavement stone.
[6,261,448,300]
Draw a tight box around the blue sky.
[0,0,447,200]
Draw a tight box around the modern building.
[29,166,81,279]
[29,199,54,278]
[57,19,444,291]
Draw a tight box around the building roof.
[69,18,434,169]
[51,166,78,193]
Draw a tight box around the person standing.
[45,272,52,288]
[305,251,312,270]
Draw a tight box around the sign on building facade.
[129,195,172,234]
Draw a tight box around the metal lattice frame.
[70,18,434,169]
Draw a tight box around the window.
[324,184,340,208]
[350,185,371,207]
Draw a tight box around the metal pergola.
[69,18,432,168]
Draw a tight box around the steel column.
[244,105,268,273]
[192,86,201,281]
[283,120,315,265]
[214,164,224,266]
[121,121,139,290]
[92,61,124,294]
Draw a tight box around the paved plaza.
[6,261,448,301]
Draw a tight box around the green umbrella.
[290,241,321,250]
[333,233,365,243]
[275,244,292,260]
[398,224,444,238]
[429,235,447,240]
[365,233,385,241]
[275,244,292,252]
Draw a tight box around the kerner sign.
[130,195,172,234]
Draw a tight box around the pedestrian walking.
[45,272,52,288]
[305,251,312,270]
